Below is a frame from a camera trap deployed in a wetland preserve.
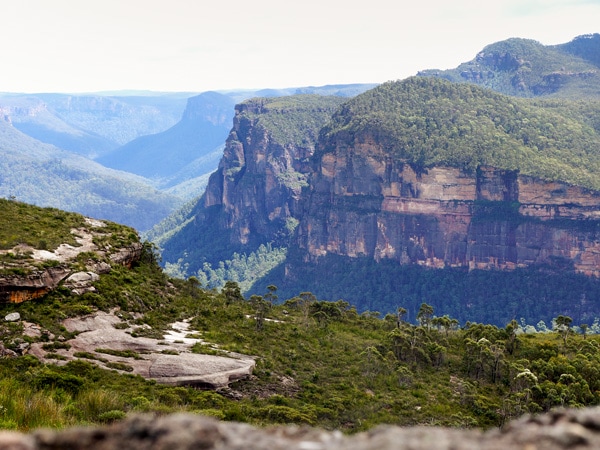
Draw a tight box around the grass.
[0,198,86,251]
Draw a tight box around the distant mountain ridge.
[0,92,190,158]
[418,33,600,98]
[0,118,179,231]
[96,91,236,192]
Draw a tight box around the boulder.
[4,312,20,322]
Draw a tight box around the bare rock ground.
[28,311,255,388]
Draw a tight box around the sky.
[0,0,599,94]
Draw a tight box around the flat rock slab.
[29,311,255,389]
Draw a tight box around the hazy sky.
[1,0,598,93]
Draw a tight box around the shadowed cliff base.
[250,251,600,327]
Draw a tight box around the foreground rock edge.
[2,407,600,450]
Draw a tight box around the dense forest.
[251,251,600,328]
[319,77,600,188]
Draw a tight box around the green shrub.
[75,390,123,421]
[33,369,84,395]
[98,410,126,423]
[105,362,134,372]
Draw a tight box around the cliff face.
[299,136,600,275]
[161,79,600,293]
[201,96,346,246]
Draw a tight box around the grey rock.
[86,261,112,274]
[0,342,17,357]
[66,271,100,284]
[4,312,20,322]
[65,271,100,295]
[0,431,35,450]
[29,311,255,389]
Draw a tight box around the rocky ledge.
[2,407,600,450]
[0,218,142,303]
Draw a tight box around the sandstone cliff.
[160,78,600,317]
[299,146,600,275]
[159,95,348,271]
[202,95,346,246]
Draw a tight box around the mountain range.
[154,33,600,326]
[418,33,600,98]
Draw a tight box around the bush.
[33,369,84,395]
[98,410,126,423]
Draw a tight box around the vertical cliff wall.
[299,136,600,275]
[200,96,347,247]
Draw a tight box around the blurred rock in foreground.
[2,407,600,450]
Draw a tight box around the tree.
[505,320,519,355]
[186,276,202,299]
[250,295,270,332]
[222,281,244,305]
[264,285,278,306]
[432,315,457,336]
[580,323,588,340]
[396,307,407,328]
[417,303,434,330]
[554,315,573,345]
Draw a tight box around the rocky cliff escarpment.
[199,95,347,247]
[161,77,600,315]
[299,137,600,275]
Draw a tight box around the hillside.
[0,120,180,231]
[418,34,600,99]
[318,77,600,188]
[2,200,600,433]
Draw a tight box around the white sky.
[0,0,598,93]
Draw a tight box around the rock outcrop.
[300,146,600,275]
[0,218,143,303]
[3,407,600,450]
[0,266,71,303]
[27,311,255,388]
